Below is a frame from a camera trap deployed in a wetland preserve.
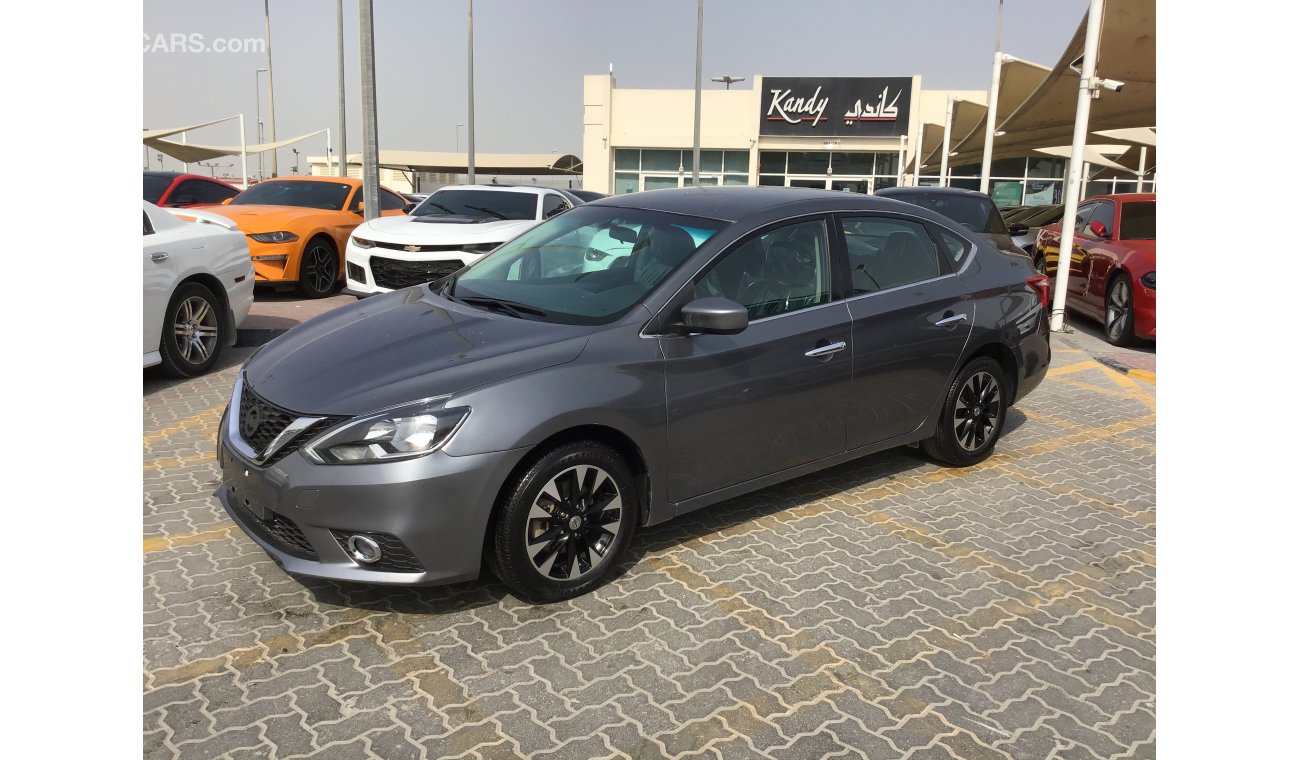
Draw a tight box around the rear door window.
[840,216,947,294]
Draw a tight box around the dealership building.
[581,70,1152,205]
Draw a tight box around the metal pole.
[912,132,921,186]
[256,69,265,180]
[691,0,703,186]
[264,0,278,177]
[336,0,347,177]
[467,0,476,184]
[325,128,332,179]
[181,132,188,173]
[1049,0,1104,333]
[897,135,906,187]
[239,114,248,190]
[979,0,1005,194]
[358,0,381,220]
[940,95,954,187]
[1136,145,1147,192]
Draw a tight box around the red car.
[1034,193,1155,346]
[143,171,242,208]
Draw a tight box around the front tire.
[158,282,224,378]
[1104,274,1136,347]
[297,237,339,299]
[921,357,1008,467]
[489,441,636,604]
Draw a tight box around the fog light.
[347,262,367,284]
[345,534,383,564]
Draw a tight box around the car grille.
[370,256,464,290]
[242,506,317,559]
[329,529,426,573]
[239,385,343,466]
[373,241,466,253]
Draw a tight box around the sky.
[143,0,1089,177]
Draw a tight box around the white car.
[343,185,585,297]
[143,201,255,377]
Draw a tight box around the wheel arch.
[960,340,1020,407]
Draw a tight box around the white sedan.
[343,185,585,297]
[143,201,255,377]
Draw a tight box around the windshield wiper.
[417,202,458,216]
[464,205,508,221]
[458,296,548,319]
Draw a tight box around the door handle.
[151,252,169,262]
[804,341,846,358]
[934,313,968,327]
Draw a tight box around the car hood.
[204,204,340,233]
[359,215,536,243]
[242,286,590,416]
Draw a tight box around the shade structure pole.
[466,0,476,184]
[691,0,703,186]
[1136,146,1147,192]
[912,133,921,186]
[358,0,381,220]
[336,0,347,177]
[1049,0,1105,333]
[896,135,906,186]
[264,0,278,177]
[325,128,332,178]
[239,114,248,190]
[181,132,188,173]
[940,96,954,187]
[979,0,1005,194]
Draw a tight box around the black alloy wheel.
[298,238,339,299]
[921,356,1008,467]
[490,441,636,603]
[1104,274,1136,347]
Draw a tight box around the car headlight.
[352,236,376,249]
[302,397,469,464]
[1140,271,1155,290]
[461,242,500,254]
[249,231,300,244]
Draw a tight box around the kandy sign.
[760,77,913,138]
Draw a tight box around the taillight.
[1027,274,1051,307]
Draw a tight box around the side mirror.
[679,297,748,335]
[402,202,416,214]
[221,197,234,205]
[1007,222,1029,236]
[1088,220,1109,238]
[354,201,365,214]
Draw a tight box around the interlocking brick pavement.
[143,345,1155,759]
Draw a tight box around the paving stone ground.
[144,336,1156,760]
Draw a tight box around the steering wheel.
[739,278,789,318]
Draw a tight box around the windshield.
[413,189,538,221]
[893,192,1008,236]
[1121,201,1156,240]
[1020,205,1063,227]
[229,180,352,210]
[143,175,171,204]
[450,205,726,324]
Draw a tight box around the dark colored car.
[144,171,241,208]
[1035,193,1155,346]
[875,186,1028,257]
[1011,204,1065,254]
[568,189,608,202]
[217,187,1052,603]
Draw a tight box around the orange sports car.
[205,176,409,298]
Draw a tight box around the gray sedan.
[217,187,1052,603]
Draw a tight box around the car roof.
[433,184,560,196]
[1089,193,1156,203]
[255,175,365,187]
[875,186,994,200]
[583,186,941,225]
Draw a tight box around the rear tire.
[158,282,224,378]
[297,237,339,299]
[1104,274,1136,347]
[921,357,1008,467]
[488,441,637,603]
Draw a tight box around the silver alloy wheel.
[303,243,337,294]
[524,465,623,581]
[172,295,219,365]
[1106,278,1131,342]
[953,370,1002,452]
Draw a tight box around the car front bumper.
[1133,286,1156,340]
[344,240,481,296]
[216,419,530,586]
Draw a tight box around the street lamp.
[156,153,165,170]
[456,123,463,153]
[710,75,745,90]
[255,68,268,180]
[291,148,300,174]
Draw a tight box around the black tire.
[1104,273,1136,347]
[159,282,224,378]
[488,441,637,603]
[297,236,339,299]
[921,356,1008,467]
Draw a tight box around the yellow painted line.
[1046,360,1099,378]
[143,523,235,554]
[990,462,1154,527]
[144,452,214,471]
[1128,368,1156,384]
[143,404,226,446]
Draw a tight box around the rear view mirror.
[1088,220,1109,238]
[680,297,748,335]
[608,224,637,244]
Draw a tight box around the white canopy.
[141,116,238,142]
[146,129,327,163]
